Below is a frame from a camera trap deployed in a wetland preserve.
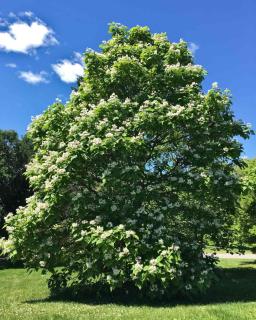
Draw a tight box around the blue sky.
[0,0,255,157]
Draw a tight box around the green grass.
[0,259,256,320]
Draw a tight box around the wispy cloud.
[19,71,49,84]
[21,11,34,18]
[52,52,84,83]
[5,63,17,68]
[73,51,84,64]
[8,12,17,19]
[188,42,199,55]
[0,13,58,54]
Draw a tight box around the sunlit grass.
[0,259,255,320]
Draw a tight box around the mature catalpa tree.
[2,23,251,298]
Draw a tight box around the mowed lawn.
[0,259,256,320]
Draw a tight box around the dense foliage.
[0,130,32,237]
[2,23,251,299]
[236,158,256,247]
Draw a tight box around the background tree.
[0,130,33,237]
[2,23,251,299]
[236,158,256,249]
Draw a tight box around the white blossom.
[106,132,113,138]
[111,204,117,212]
[92,137,102,145]
[112,268,120,275]
[39,261,46,267]
[148,265,157,274]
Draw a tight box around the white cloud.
[0,20,58,54]
[19,71,48,84]
[73,51,83,63]
[22,11,34,17]
[5,63,17,68]
[188,42,199,55]
[52,54,84,83]
[8,12,17,18]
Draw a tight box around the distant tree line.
[236,158,256,250]
[0,130,33,237]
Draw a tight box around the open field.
[0,259,256,320]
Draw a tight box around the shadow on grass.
[25,266,256,307]
[0,258,23,270]
[239,260,256,266]
[200,267,256,304]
